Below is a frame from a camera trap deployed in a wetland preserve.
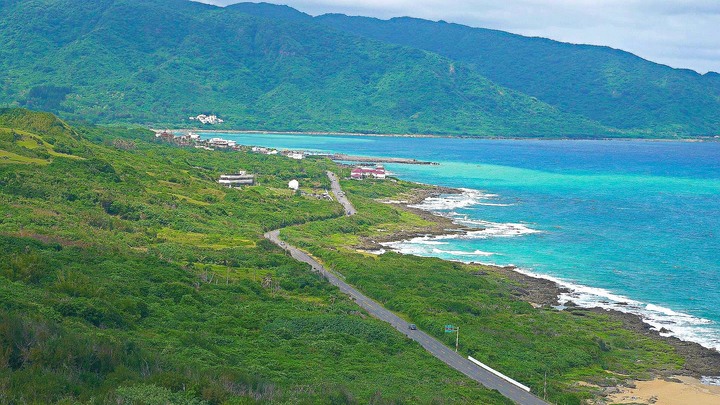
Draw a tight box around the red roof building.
[351,166,386,180]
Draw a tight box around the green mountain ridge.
[233,2,720,136]
[1,0,717,136]
[310,13,720,135]
[0,0,611,137]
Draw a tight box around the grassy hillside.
[0,108,512,403]
[0,0,609,137]
[279,178,691,404]
[314,14,720,136]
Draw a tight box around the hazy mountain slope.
[0,0,608,137]
[314,14,720,135]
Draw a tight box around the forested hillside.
[1,0,717,137]
[0,0,606,137]
[311,14,720,136]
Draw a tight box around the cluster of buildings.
[251,146,279,155]
[206,137,237,149]
[251,146,304,160]
[189,114,224,125]
[154,131,242,150]
[155,130,316,163]
[154,130,312,161]
[351,165,387,180]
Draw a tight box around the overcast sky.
[196,0,720,74]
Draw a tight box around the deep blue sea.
[205,133,720,350]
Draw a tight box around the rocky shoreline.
[373,184,720,381]
[355,186,474,250]
[494,264,720,378]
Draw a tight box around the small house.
[218,171,255,188]
[351,165,387,180]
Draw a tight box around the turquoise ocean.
[204,133,720,352]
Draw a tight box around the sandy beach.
[607,376,720,405]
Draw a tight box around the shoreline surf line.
[381,187,720,364]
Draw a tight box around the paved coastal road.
[265,230,547,405]
[266,173,548,404]
[327,171,357,215]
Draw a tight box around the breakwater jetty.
[323,153,438,165]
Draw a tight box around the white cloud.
[195,0,720,73]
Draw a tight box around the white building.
[189,114,224,125]
[218,171,255,188]
[207,138,236,148]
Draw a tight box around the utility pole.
[456,326,459,353]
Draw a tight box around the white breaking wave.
[387,187,720,355]
[388,241,720,353]
[409,188,510,211]
[511,267,720,352]
[431,249,496,257]
[459,222,540,239]
[476,202,515,207]
[701,376,720,386]
[395,235,449,245]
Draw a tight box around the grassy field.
[280,177,687,404]
[0,108,512,404]
[0,107,693,404]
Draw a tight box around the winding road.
[264,172,549,405]
[327,170,357,215]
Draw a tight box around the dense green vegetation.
[313,14,720,136]
[313,11,720,137]
[0,108,513,403]
[2,1,717,137]
[0,0,651,138]
[280,178,688,404]
[0,0,605,137]
[0,107,699,404]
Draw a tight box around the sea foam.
[409,188,506,211]
[523,267,720,352]
[388,188,720,353]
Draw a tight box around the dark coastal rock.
[511,287,530,296]
[375,181,720,380]
[601,387,620,396]
[583,307,720,377]
[481,256,720,378]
